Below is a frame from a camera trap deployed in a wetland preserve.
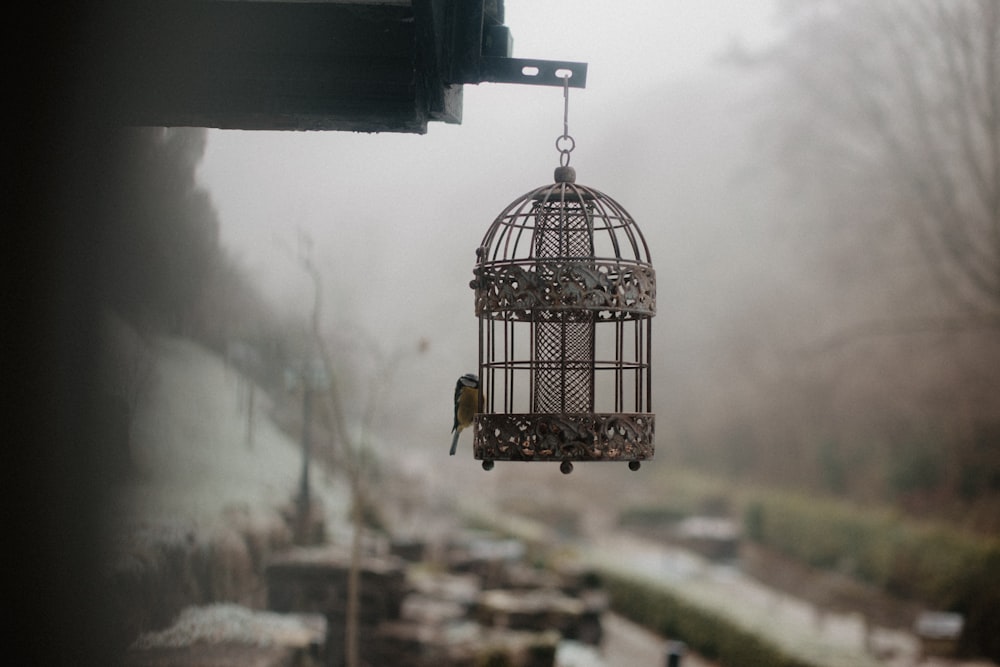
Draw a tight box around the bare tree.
[323,336,416,667]
[761,0,1000,319]
[293,233,421,667]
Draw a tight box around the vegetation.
[477,503,873,667]
[679,19,1000,657]
[649,0,1000,538]
[747,0,1000,314]
[621,465,1000,661]
[99,127,282,356]
[742,490,1000,660]
[603,572,817,667]
[96,128,291,451]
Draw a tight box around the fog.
[196,0,786,464]
[194,0,1000,527]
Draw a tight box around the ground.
[109,333,996,667]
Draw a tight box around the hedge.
[742,491,1000,660]
[468,505,881,667]
[601,570,816,667]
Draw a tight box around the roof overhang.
[102,0,586,133]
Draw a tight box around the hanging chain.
[555,72,575,167]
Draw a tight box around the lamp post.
[293,357,329,544]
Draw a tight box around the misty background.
[128,0,994,531]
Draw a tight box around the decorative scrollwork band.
[473,259,656,321]
[473,412,655,462]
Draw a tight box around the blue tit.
[450,373,482,455]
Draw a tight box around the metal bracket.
[443,1,588,89]
[479,57,588,88]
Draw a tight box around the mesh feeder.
[470,163,656,473]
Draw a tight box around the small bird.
[450,373,482,455]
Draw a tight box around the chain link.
[556,71,574,166]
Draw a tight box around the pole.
[297,381,312,542]
[665,641,685,667]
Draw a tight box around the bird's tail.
[449,428,460,456]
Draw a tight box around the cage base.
[473,412,654,464]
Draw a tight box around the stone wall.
[105,505,296,653]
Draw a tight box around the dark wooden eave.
[106,0,453,132]
[97,0,585,133]
[98,0,521,133]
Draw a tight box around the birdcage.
[470,164,655,473]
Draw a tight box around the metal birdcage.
[470,164,656,473]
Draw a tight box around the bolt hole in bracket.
[478,57,588,88]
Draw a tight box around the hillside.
[99,331,350,649]
[105,334,348,533]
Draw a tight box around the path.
[600,613,717,667]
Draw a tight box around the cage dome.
[470,167,655,473]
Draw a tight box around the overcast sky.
[199,0,781,301]
[196,0,783,454]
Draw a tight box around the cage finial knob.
[554,165,576,183]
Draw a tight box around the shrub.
[602,571,815,667]
[744,491,1000,661]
